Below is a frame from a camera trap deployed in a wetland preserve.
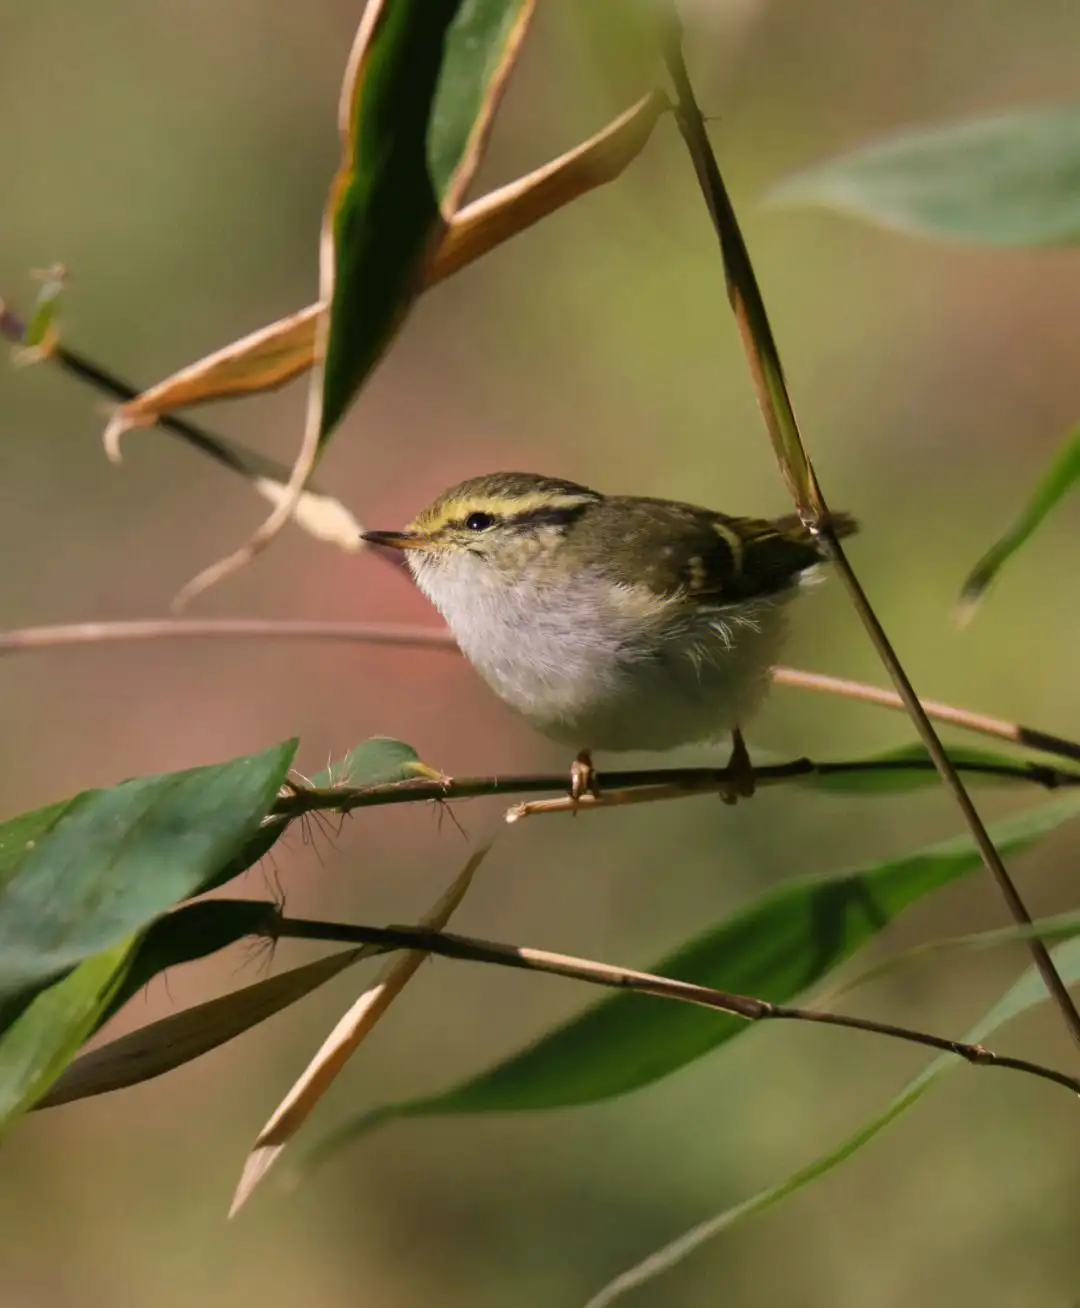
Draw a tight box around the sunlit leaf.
[164,0,540,607]
[104,91,664,453]
[772,105,1080,246]
[435,90,668,280]
[16,263,67,360]
[302,795,1080,1166]
[956,422,1080,624]
[315,737,445,788]
[315,0,535,446]
[0,740,296,1004]
[580,936,1080,1308]
[0,940,134,1133]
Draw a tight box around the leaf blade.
[316,0,536,445]
[957,422,1080,623]
[581,936,1080,1308]
[0,940,135,1133]
[37,946,370,1111]
[773,105,1080,247]
[304,795,1080,1164]
[103,87,661,451]
[0,740,296,1003]
[231,842,491,1213]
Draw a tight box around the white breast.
[409,551,800,753]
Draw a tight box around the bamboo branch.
[658,13,1080,1053]
[0,617,456,656]
[276,915,1080,1099]
[0,301,295,486]
[771,667,1080,766]
[264,754,1080,828]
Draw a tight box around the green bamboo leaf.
[21,264,67,352]
[199,737,438,898]
[37,947,370,1111]
[956,423,1080,624]
[580,936,1080,1308]
[303,795,1080,1166]
[313,737,443,788]
[0,740,296,1004]
[0,897,281,1040]
[316,0,535,445]
[0,940,134,1134]
[99,898,282,1029]
[772,105,1080,247]
[802,743,1077,794]
[825,906,1080,1004]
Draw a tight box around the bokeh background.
[4,2,1080,1305]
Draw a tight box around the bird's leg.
[720,726,757,806]
[569,749,599,808]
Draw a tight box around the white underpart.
[410,549,815,752]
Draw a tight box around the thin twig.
[659,16,1080,1053]
[275,915,1080,1098]
[772,667,1080,766]
[4,613,1080,768]
[265,754,1080,827]
[0,302,295,486]
[0,618,457,656]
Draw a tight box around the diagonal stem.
[658,14,1080,1051]
[772,666,1080,766]
[825,537,1080,1042]
[0,301,295,486]
[275,916,1080,1098]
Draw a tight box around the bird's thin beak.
[361,529,429,551]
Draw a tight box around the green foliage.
[958,422,1080,621]
[773,105,1080,247]
[301,794,1080,1165]
[39,946,369,1111]
[775,104,1080,628]
[317,0,534,444]
[0,741,295,1007]
[0,942,134,1136]
[581,935,1080,1308]
[7,7,1080,1304]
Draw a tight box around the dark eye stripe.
[506,504,591,530]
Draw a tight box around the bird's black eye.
[465,511,496,532]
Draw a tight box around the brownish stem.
[4,614,1080,768]
[773,666,1080,766]
[277,916,1080,1098]
[658,16,1080,1054]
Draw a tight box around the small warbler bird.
[362,473,857,801]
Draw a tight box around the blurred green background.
[5,2,1080,1305]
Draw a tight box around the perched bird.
[363,472,857,801]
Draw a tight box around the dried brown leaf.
[229,842,491,1214]
[103,93,667,435]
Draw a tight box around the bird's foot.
[569,750,600,811]
[720,727,756,806]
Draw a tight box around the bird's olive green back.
[574,498,858,604]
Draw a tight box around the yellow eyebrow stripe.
[417,492,594,533]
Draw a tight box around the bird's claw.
[570,750,599,810]
[721,728,756,806]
